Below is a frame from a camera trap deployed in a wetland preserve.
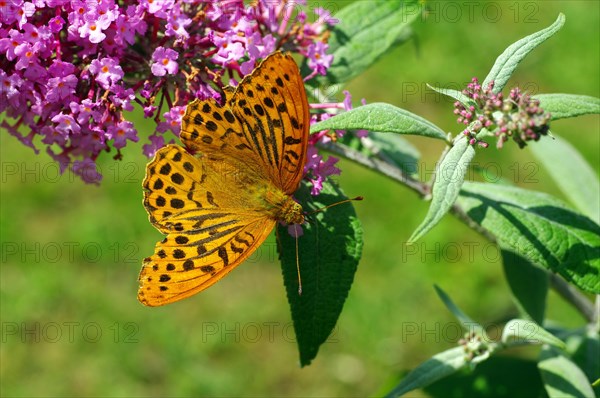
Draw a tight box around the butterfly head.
[281,199,305,225]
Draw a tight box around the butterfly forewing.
[180,52,309,194]
[143,145,261,230]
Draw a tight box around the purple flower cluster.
[455,78,551,148]
[1,0,337,184]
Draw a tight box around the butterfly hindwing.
[138,216,275,306]
[140,145,277,306]
[180,52,309,194]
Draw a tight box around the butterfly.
[138,52,309,306]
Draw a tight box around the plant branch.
[548,274,597,324]
[323,141,597,324]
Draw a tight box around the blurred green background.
[1,1,598,396]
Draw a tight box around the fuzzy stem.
[322,140,596,323]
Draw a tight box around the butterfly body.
[139,52,309,306]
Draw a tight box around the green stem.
[324,141,596,323]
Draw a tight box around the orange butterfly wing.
[139,145,277,306]
[180,51,309,194]
[138,52,309,306]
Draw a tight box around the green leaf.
[538,346,596,398]
[529,134,600,224]
[434,285,485,336]
[424,356,545,398]
[364,131,421,176]
[385,347,467,397]
[534,94,600,120]
[277,180,362,366]
[409,136,475,242]
[310,0,421,85]
[483,14,565,93]
[457,182,600,293]
[310,103,448,140]
[501,319,565,349]
[569,328,600,395]
[427,84,473,107]
[501,248,548,324]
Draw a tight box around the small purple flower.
[48,16,65,33]
[41,125,68,146]
[314,7,339,26]
[110,87,136,111]
[72,158,102,184]
[342,90,368,138]
[48,59,76,77]
[14,42,37,69]
[70,99,101,124]
[0,30,22,61]
[151,47,179,76]
[143,0,175,16]
[52,112,81,135]
[77,127,107,153]
[159,106,186,136]
[78,14,112,44]
[107,121,138,149]
[304,146,341,195]
[89,57,124,89]
[143,134,166,158]
[246,32,276,60]
[21,23,51,48]
[113,14,135,45]
[46,74,78,103]
[239,59,256,75]
[342,90,353,111]
[0,71,22,101]
[23,62,47,81]
[143,105,157,118]
[306,41,333,76]
[16,2,36,29]
[165,12,191,39]
[211,31,246,65]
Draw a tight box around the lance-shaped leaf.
[277,180,362,366]
[538,346,596,398]
[457,182,600,293]
[483,14,565,92]
[528,134,600,223]
[502,248,548,324]
[534,94,600,120]
[501,319,565,349]
[385,346,467,398]
[309,0,421,85]
[423,356,546,398]
[409,136,475,242]
[310,103,447,140]
[434,285,485,337]
[427,84,473,108]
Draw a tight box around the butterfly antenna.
[307,196,363,216]
[295,232,302,296]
